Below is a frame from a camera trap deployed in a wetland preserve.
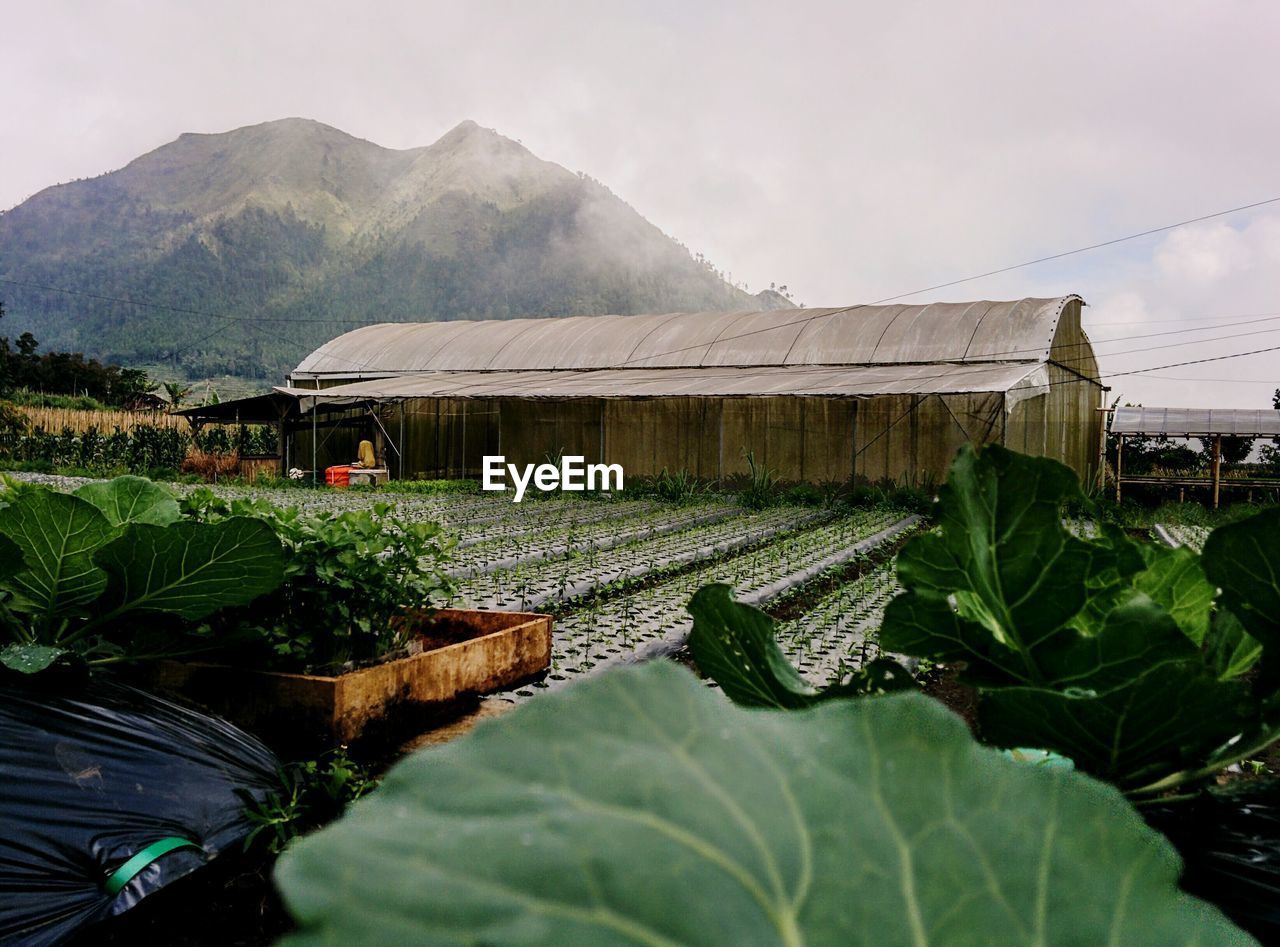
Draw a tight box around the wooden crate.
[149,608,551,752]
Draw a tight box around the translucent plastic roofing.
[292,297,1080,378]
[278,362,1050,412]
[1111,406,1280,437]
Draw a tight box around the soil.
[542,515,828,616]
[918,664,979,732]
[412,619,485,653]
[764,525,921,623]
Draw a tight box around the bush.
[181,449,240,482]
[781,483,825,507]
[842,479,934,514]
[738,451,777,510]
[636,468,708,505]
[182,492,455,672]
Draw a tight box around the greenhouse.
[277,295,1104,485]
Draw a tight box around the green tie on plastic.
[103,837,203,896]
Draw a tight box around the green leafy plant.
[738,449,778,510]
[688,446,1280,798]
[0,476,284,673]
[274,662,1247,944]
[241,748,377,855]
[183,491,455,671]
[645,467,707,505]
[875,445,1280,795]
[688,582,915,707]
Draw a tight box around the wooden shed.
[284,296,1105,486]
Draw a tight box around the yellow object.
[357,440,376,468]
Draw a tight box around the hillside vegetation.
[0,119,784,381]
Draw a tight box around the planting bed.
[451,505,826,610]
[1156,522,1210,550]
[497,510,920,699]
[447,500,739,577]
[771,559,904,686]
[147,608,550,754]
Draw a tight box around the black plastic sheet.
[1145,779,1280,944]
[0,677,281,946]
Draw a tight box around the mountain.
[0,118,783,381]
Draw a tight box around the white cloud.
[1084,213,1280,409]
[1155,223,1255,285]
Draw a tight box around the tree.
[1200,436,1254,466]
[162,382,193,410]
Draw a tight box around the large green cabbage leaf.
[275,663,1248,945]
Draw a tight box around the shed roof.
[1111,406,1280,438]
[278,361,1050,412]
[175,392,300,425]
[292,297,1080,379]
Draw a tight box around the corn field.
[0,408,278,475]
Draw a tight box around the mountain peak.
[0,117,762,380]
[433,119,518,151]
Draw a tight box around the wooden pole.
[275,404,287,477]
[1095,406,1110,493]
[1212,435,1222,509]
[1115,435,1124,503]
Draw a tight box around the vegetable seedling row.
[1154,523,1209,551]
[771,559,904,687]
[452,506,826,611]
[447,502,741,577]
[494,510,917,700]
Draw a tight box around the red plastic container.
[325,465,354,488]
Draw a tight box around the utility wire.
[609,196,1280,368]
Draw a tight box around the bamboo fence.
[18,406,189,434]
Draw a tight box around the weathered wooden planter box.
[149,608,550,752]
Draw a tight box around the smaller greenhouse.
[1110,405,1280,507]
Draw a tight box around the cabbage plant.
[689,445,1280,797]
[0,476,283,673]
[274,663,1249,944]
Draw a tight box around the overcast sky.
[3,0,1278,408]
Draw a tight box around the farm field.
[7,452,1280,945]
[3,472,921,702]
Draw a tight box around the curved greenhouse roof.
[292,296,1082,380]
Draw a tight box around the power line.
[606,195,1280,368]
[1145,375,1278,384]
[1105,342,1280,379]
